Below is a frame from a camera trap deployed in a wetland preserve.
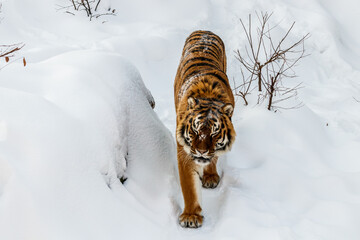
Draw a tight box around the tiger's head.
[176,97,236,165]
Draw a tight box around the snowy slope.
[1,0,360,239]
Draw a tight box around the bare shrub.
[58,0,116,20]
[234,12,309,110]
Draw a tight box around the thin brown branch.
[0,43,25,58]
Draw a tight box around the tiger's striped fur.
[174,30,236,228]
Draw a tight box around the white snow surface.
[1,0,360,239]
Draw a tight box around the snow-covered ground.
[1,0,360,239]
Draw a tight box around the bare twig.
[71,0,77,10]
[0,43,26,70]
[0,43,25,58]
[95,0,101,11]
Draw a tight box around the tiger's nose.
[197,149,208,155]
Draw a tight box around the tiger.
[174,30,236,228]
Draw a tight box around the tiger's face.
[176,97,236,165]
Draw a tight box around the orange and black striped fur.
[174,30,236,228]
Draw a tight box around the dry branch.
[0,43,24,58]
[0,43,26,69]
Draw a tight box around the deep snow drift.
[0,51,176,239]
[1,0,360,239]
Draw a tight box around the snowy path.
[1,0,360,239]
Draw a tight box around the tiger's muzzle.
[192,149,213,164]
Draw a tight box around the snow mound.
[0,51,176,239]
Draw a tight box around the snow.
[1,0,360,239]
[0,50,175,239]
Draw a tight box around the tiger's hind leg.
[202,157,220,189]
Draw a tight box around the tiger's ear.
[187,97,197,109]
[223,104,234,117]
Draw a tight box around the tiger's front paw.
[202,173,220,188]
[179,213,203,228]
